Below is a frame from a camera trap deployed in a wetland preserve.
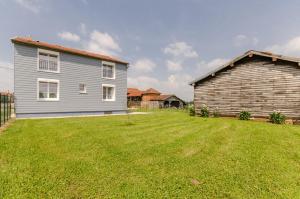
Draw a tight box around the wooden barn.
[190,50,300,119]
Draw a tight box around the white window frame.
[37,48,60,73]
[79,83,87,94]
[37,78,60,101]
[102,84,115,101]
[102,61,115,79]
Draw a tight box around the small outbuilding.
[127,88,185,109]
[190,50,300,119]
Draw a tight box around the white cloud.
[86,30,121,55]
[163,42,198,58]
[131,58,156,73]
[198,58,229,69]
[0,61,14,91]
[265,36,300,56]
[58,31,80,42]
[234,34,258,47]
[162,73,194,101]
[128,76,160,90]
[166,60,182,72]
[163,42,198,73]
[14,0,42,13]
[164,73,193,89]
[196,58,230,76]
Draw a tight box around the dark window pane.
[103,64,113,78]
[103,87,107,99]
[39,82,48,99]
[49,82,58,98]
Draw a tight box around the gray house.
[190,50,300,119]
[12,37,129,118]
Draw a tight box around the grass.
[0,110,299,198]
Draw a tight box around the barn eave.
[189,50,300,85]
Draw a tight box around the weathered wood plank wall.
[194,56,300,118]
[141,101,160,109]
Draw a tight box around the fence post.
[5,95,7,121]
[3,95,6,123]
[6,95,9,121]
[5,95,7,122]
[9,95,11,120]
[5,95,8,122]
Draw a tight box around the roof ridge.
[11,36,128,65]
[190,49,300,85]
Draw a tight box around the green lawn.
[0,110,299,198]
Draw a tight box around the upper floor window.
[38,49,60,73]
[102,61,115,79]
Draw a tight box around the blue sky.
[1,0,300,100]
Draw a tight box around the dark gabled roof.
[150,94,173,101]
[149,94,185,103]
[189,50,300,85]
[11,37,128,65]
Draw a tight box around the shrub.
[212,108,220,118]
[269,112,286,124]
[239,111,251,120]
[188,104,195,116]
[200,105,209,118]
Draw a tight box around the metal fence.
[0,93,14,127]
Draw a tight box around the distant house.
[127,88,143,106]
[190,50,300,118]
[12,37,129,118]
[127,88,185,108]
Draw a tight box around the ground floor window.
[102,84,115,101]
[37,78,59,101]
[79,83,87,94]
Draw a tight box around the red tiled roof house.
[127,88,185,108]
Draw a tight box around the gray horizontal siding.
[194,56,300,118]
[14,44,127,116]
